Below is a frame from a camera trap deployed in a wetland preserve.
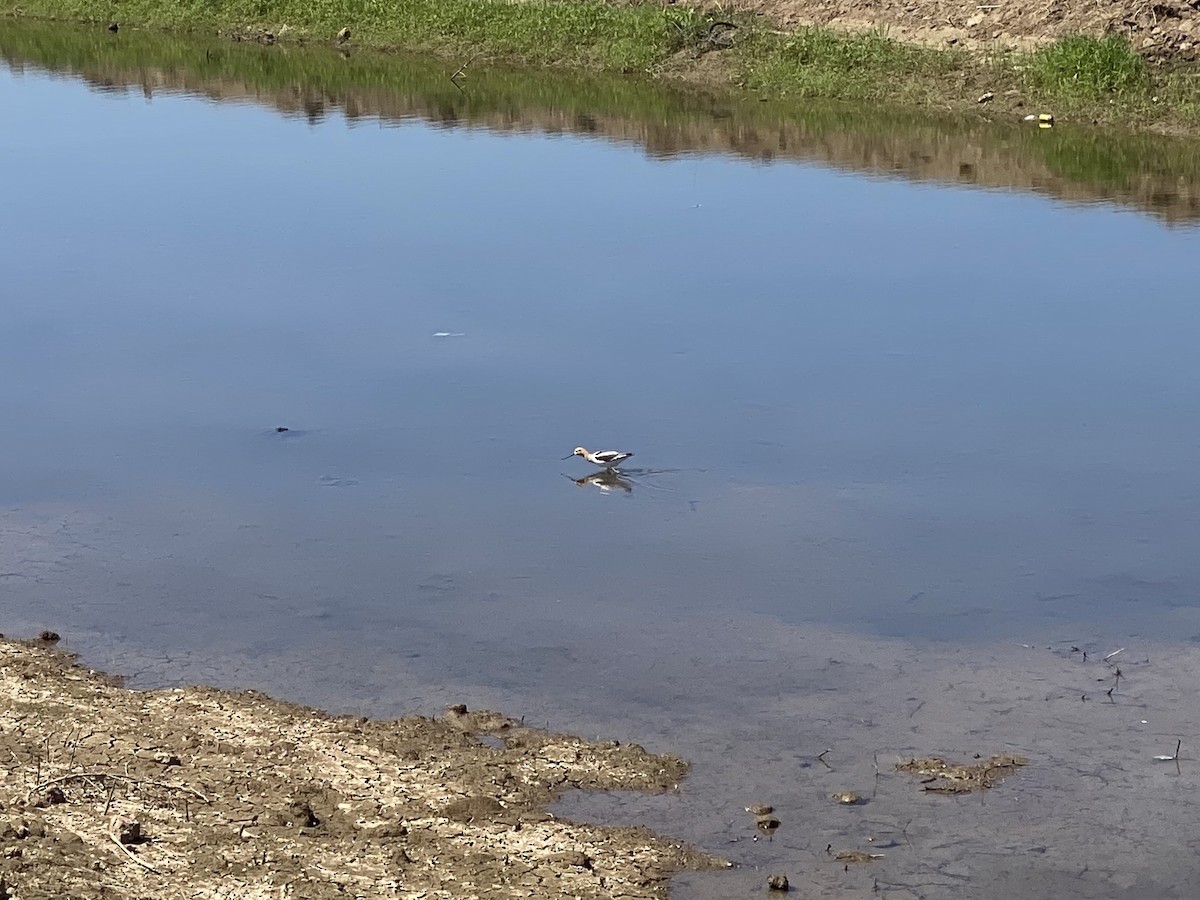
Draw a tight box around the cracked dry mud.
[0,639,726,899]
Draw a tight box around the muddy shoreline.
[0,637,726,899]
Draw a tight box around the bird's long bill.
[560,454,575,460]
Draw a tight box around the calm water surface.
[4,25,1200,898]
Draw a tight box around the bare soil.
[0,637,725,900]
[689,0,1200,62]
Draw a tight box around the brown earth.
[0,637,726,900]
[679,0,1200,62]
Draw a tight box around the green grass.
[741,26,964,102]
[1026,35,1149,99]
[1,0,711,72]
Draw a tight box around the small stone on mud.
[744,803,773,816]
[117,821,143,845]
[446,703,468,715]
[549,850,594,869]
[38,631,60,643]
[33,786,67,808]
[286,799,320,828]
[767,873,790,891]
[755,815,781,837]
[978,91,994,103]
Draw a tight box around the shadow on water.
[563,467,683,496]
[3,19,1200,225]
[565,470,635,494]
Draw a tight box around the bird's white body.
[565,447,634,470]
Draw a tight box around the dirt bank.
[0,637,725,899]
[698,0,1200,62]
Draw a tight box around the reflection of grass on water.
[1027,130,1179,192]
[2,19,1199,223]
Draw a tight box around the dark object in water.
[38,630,61,643]
[896,754,1028,793]
[755,815,780,837]
[275,426,289,433]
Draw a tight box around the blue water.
[4,44,1200,898]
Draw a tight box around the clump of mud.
[0,638,725,899]
[895,753,1028,793]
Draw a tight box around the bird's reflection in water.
[566,470,634,495]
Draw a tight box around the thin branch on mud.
[29,772,210,804]
[109,831,159,874]
[1154,738,1183,761]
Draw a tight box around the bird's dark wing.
[595,451,632,463]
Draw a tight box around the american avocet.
[562,447,634,470]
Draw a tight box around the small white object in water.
[432,332,466,338]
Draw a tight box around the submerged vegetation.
[2,0,1199,130]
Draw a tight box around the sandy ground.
[0,637,725,900]
[682,0,1200,61]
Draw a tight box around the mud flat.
[0,637,725,899]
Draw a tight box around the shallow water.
[4,21,1200,898]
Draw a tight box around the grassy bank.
[3,0,1200,132]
